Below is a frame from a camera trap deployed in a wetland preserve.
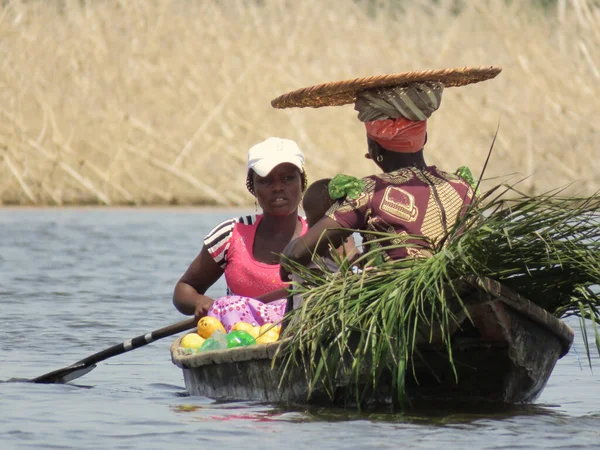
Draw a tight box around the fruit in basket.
[226,330,257,348]
[255,332,279,344]
[180,332,206,349]
[259,323,281,336]
[198,330,227,352]
[197,316,226,339]
[255,323,281,344]
[232,321,260,339]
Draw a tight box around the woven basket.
[271,66,502,109]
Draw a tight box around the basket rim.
[271,66,502,110]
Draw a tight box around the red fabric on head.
[365,118,427,153]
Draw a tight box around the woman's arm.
[173,245,224,318]
[280,217,352,280]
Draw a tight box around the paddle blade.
[27,317,197,384]
[30,363,97,384]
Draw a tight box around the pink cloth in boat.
[204,214,308,298]
[208,295,287,332]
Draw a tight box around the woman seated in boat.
[173,137,308,330]
[281,81,476,276]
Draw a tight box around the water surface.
[1,209,599,449]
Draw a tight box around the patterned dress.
[203,214,308,331]
[326,166,475,261]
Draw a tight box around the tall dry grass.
[0,0,598,206]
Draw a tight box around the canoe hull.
[171,277,574,407]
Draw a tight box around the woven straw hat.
[271,66,502,109]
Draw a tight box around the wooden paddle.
[28,317,197,384]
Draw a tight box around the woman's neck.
[381,151,428,173]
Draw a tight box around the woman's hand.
[193,295,215,320]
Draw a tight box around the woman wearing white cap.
[172,137,308,331]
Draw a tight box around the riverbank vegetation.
[0,0,598,206]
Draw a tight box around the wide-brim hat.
[271,66,502,109]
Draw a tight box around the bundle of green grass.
[279,183,600,407]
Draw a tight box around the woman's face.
[253,163,303,216]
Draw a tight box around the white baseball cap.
[247,137,305,177]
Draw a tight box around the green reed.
[278,184,600,407]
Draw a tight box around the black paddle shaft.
[31,317,197,383]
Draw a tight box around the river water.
[0,209,599,450]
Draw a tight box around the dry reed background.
[0,0,598,206]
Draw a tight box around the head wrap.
[354,81,444,153]
[364,118,427,153]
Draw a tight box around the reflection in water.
[167,401,565,425]
[292,402,566,424]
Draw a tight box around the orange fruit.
[180,332,206,349]
[197,316,226,339]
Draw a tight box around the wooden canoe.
[170,276,574,407]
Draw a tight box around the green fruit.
[199,337,223,352]
[226,330,256,348]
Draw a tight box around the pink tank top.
[222,215,307,298]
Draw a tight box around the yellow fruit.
[255,323,281,344]
[249,326,261,339]
[259,323,281,337]
[233,322,260,339]
[232,321,255,334]
[231,321,261,339]
[197,316,226,339]
[180,333,206,349]
[255,331,279,344]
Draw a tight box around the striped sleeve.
[203,215,256,268]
